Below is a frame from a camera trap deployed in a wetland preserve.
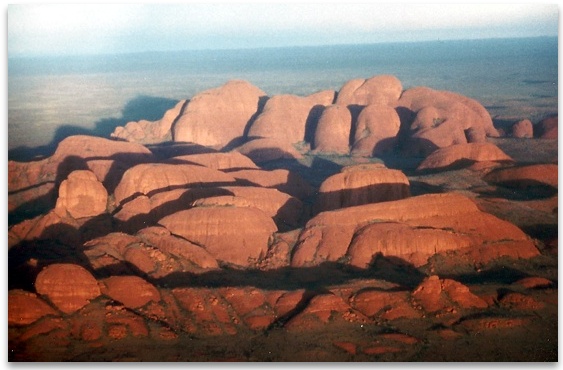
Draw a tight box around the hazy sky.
[7,3,559,57]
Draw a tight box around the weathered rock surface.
[34,264,101,314]
[483,164,558,189]
[411,276,488,313]
[416,143,513,172]
[351,104,402,156]
[292,193,539,268]
[534,115,558,139]
[111,100,187,144]
[335,75,403,107]
[54,170,108,219]
[159,206,277,267]
[511,119,533,138]
[173,80,267,149]
[191,186,303,229]
[397,87,498,156]
[9,290,58,326]
[101,276,161,309]
[113,163,236,206]
[234,137,304,163]
[247,90,335,144]
[313,104,352,154]
[165,151,259,171]
[315,165,410,213]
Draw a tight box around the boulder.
[335,75,403,107]
[511,119,533,138]
[113,163,236,206]
[111,100,187,144]
[483,164,558,189]
[350,104,401,156]
[159,207,277,267]
[291,193,539,268]
[315,165,410,213]
[247,90,335,144]
[9,289,58,326]
[101,276,161,309]
[534,115,558,139]
[54,170,108,219]
[234,137,304,163]
[312,105,352,154]
[172,80,267,149]
[166,152,259,171]
[416,143,513,172]
[397,87,498,156]
[35,264,101,314]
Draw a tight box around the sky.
[6,3,560,57]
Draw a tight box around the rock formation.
[246,90,335,144]
[172,80,267,149]
[111,100,187,144]
[312,104,352,154]
[511,119,533,138]
[54,170,108,219]
[158,206,277,267]
[397,87,498,156]
[315,164,410,213]
[416,143,513,172]
[292,193,539,268]
[534,115,558,139]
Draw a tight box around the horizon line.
[8,34,558,60]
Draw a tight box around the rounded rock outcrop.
[173,80,267,149]
[54,170,108,219]
[351,104,401,156]
[247,90,335,144]
[315,165,410,213]
[336,75,403,107]
[416,143,513,172]
[313,104,352,154]
[35,264,101,314]
[159,207,277,267]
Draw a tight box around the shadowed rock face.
[534,115,558,139]
[416,143,514,172]
[113,163,237,206]
[172,80,267,149]
[483,164,558,189]
[315,165,410,213]
[8,135,154,222]
[233,137,304,163]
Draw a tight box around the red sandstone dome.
[172,80,267,149]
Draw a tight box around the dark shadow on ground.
[9,95,179,161]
